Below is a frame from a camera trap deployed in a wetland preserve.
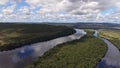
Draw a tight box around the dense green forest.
[0,23,75,51]
[27,30,107,68]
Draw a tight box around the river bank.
[0,29,86,68]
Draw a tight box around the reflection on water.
[94,31,120,68]
[0,29,86,68]
[93,30,99,37]
[17,46,34,59]
[98,60,117,68]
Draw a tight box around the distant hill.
[0,22,120,29]
[48,23,120,29]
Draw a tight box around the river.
[94,31,120,68]
[0,29,86,68]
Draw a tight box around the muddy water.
[0,29,86,68]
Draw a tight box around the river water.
[0,29,86,68]
[94,31,120,68]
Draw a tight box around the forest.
[0,23,75,51]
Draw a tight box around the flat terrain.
[27,30,107,68]
[99,29,120,50]
[0,23,75,51]
[49,23,120,29]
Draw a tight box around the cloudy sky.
[0,0,120,23]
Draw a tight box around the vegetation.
[99,29,120,50]
[27,30,107,68]
[0,23,75,51]
[49,23,120,29]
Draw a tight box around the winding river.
[94,31,120,68]
[0,29,86,68]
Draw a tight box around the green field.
[99,29,120,50]
[27,30,107,68]
[0,23,75,51]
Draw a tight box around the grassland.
[27,30,107,68]
[99,29,120,50]
[0,23,75,51]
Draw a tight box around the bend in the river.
[0,29,86,68]
[94,31,120,68]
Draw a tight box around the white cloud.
[0,0,8,5]
[0,0,120,23]
[69,2,100,15]
[26,0,62,13]
[18,6,30,14]
[22,0,119,15]
[25,0,41,9]
[2,4,16,14]
[24,0,119,15]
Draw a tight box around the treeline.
[0,23,75,51]
[49,23,120,29]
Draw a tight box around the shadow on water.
[97,60,117,68]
